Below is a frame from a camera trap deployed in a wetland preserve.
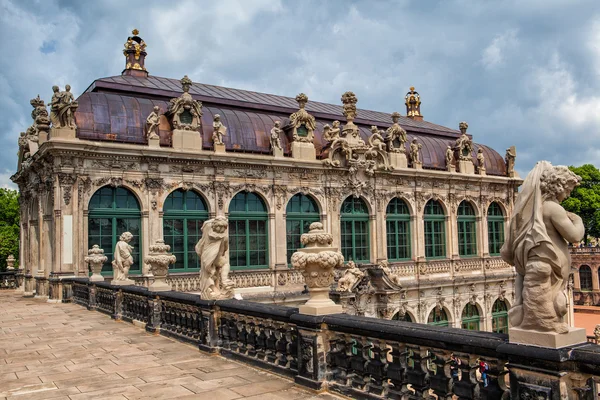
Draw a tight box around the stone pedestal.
[6,255,15,270]
[272,146,284,158]
[478,167,486,176]
[291,222,344,316]
[291,141,316,161]
[34,276,48,299]
[148,136,160,148]
[447,165,456,173]
[214,143,226,154]
[389,152,407,169]
[85,245,107,282]
[145,239,176,292]
[412,161,423,170]
[50,127,77,140]
[457,159,475,174]
[509,327,587,348]
[172,129,202,151]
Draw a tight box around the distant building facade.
[12,30,521,331]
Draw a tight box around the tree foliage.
[561,164,600,244]
[0,189,19,271]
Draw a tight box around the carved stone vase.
[291,222,344,315]
[144,240,176,292]
[6,254,15,270]
[85,245,107,282]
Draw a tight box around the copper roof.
[74,75,507,175]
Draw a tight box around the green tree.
[0,188,19,271]
[561,164,600,245]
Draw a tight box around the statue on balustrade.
[112,232,135,284]
[445,145,454,168]
[145,106,161,140]
[195,216,235,300]
[501,161,584,334]
[455,121,473,161]
[409,139,422,164]
[212,114,227,145]
[337,261,364,292]
[270,121,283,151]
[50,84,78,129]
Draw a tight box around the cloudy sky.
[1,0,599,188]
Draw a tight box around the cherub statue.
[445,145,454,167]
[112,232,134,283]
[368,126,385,152]
[270,121,283,151]
[337,260,364,292]
[410,139,422,164]
[145,106,161,140]
[501,162,584,333]
[212,114,226,145]
[476,148,485,169]
[196,217,235,300]
[505,146,517,176]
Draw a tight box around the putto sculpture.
[445,145,455,170]
[212,114,227,146]
[337,260,364,292]
[409,139,422,165]
[501,161,586,347]
[322,120,341,142]
[50,85,78,129]
[145,106,161,140]
[195,217,235,300]
[476,148,486,174]
[111,232,135,285]
[506,146,517,177]
[270,121,283,151]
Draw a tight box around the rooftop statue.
[405,86,421,117]
[501,161,584,335]
[506,146,517,177]
[50,85,78,129]
[145,106,161,140]
[445,145,455,168]
[385,112,407,153]
[455,121,473,161]
[368,126,385,152]
[409,139,422,164]
[195,217,235,300]
[212,114,227,146]
[476,148,485,170]
[270,121,283,151]
[322,120,341,143]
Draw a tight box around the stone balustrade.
[61,277,600,399]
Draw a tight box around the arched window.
[487,202,504,256]
[88,186,141,274]
[286,194,320,263]
[461,303,480,330]
[228,192,268,270]
[393,312,413,322]
[424,200,445,259]
[386,198,411,261]
[340,197,370,263]
[458,201,477,257]
[580,265,593,291]
[492,299,508,334]
[163,190,209,272]
[427,308,449,327]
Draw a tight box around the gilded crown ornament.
[123,29,148,75]
[405,86,421,118]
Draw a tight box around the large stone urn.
[85,245,107,282]
[6,254,15,270]
[291,222,344,315]
[144,240,176,292]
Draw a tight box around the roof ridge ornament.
[122,28,148,77]
[405,86,422,120]
[166,75,203,132]
[289,93,316,143]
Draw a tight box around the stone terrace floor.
[0,291,342,400]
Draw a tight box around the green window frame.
[491,299,508,333]
[286,194,320,264]
[457,201,477,257]
[163,190,209,272]
[487,202,504,256]
[386,198,411,261]
[88,186,142,275]
[228,192,269,270]
[580,265,593,291]
[427,308,449,327]
[461,303,480,330]
[340,197,370,263]
[424,200,446,259]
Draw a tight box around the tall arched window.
[492,299,508,334]
[487,202,505,256]
[393,312,413,322]
[424,200,445,259]
[461,303,480,330]
[580,265,593,291]
[386,198,411,261]
[88,186,141,274]
[458,201,477,257]
[163,190,209,272]
[228,192,268,270]
[427,308,449,327]
[340,197,370,263]
[286,194,320,263]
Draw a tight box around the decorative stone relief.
[145,239,176,291]
[232,169,267,178]
[322,120,341,143]
[58,173,76,206]
[166,75,203,131]
[91,159,139,171]
[85,245,107,282]
[337,261,364,292]
[170,163,204,174]
[50,85,78,129]
[271,185,288,210]
[195,217,234,300]
[212,182,231,210]
[289,93,316,143]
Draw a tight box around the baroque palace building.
[12,30,523,332]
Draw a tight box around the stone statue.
[379,260,402,286]
[368,126,385,152]
[145,106,161,140]
[476,148,485,169]
[337,260,365,292]
[50,84,78,129]
[195,217,235,300]
[270,121,283,151]
[112,232,135,284]
[290,93,316,143]
[322,120,341,142]
[409,139,422,164]
[455,122,473,161]
[506,146,517,176]
[501,161,584,334]
[445,145,454,167]
[212,114,226,145]
[167,75,203,131]
[385,112,407,152]
[405,87,421,117]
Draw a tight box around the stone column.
[328,200,341,254]
[574,267,581,290]
[447,214,456,259]
[274,209,287,269]
[141,210,151,277]
[414,211,425,260]
[268,212,276,273]
[375,207,387,263]
[477,215,487,257]
[369,214,377,264]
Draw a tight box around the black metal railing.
[59,278,600,399]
